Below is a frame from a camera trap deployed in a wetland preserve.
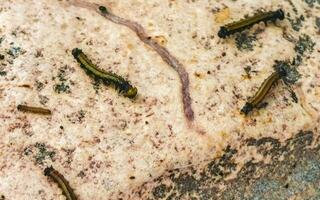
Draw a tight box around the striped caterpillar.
[44,166,77,200]
[72,48,137,98]
[218,9,285,38]
[241,63,288,115]
[17,104,52,115]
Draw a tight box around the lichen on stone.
[274,60,301,84]
[7,46,23,58]
[294,34,315,56]
[287,15,305,31]
[53,66,72,94]
[235,32,257,51]
[54,82,71,94]
[33,143,56,165]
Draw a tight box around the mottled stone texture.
[133,131,320,199]
[0,0,319,199]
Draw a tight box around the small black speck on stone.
[0,70,6,76]
[23,146,33,156]
[99,6,108,14]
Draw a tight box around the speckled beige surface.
[0,0,319,199]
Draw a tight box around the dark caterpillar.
[17,104,52,115]
[72,48,137,98]
[44,166,77,200]
[218,9,285,38]
[241,65,287,115]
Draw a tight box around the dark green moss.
[54,82,71,93]
[208,146,237,177]
[34,143,55,165]
[294,34,315,55]
[152,184,171,199]
[132,131,318,199]
[273,60,301,84]
[7,46,22,58]
[54,66,72,94]
[284,131,313,150]
[0,70,6,76]
[220,131,316,199]
[284,67,301,84]
[247,137,281,156]
[173,174,199,193]
[247,137,280,147]
[235,32,257,51]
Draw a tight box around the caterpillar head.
[44,166,54,176]
[72,48,82,58]
[218,27,229,38]
[123,86,138,99]
[276,9,285,20]
[241,103,253,115]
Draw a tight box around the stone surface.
[0,0,319,199]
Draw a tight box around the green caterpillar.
[218,9,285,38]
[17,104,52,115]
[44,166,77,200]
[241,64,288,115]
[72,48,137,98]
